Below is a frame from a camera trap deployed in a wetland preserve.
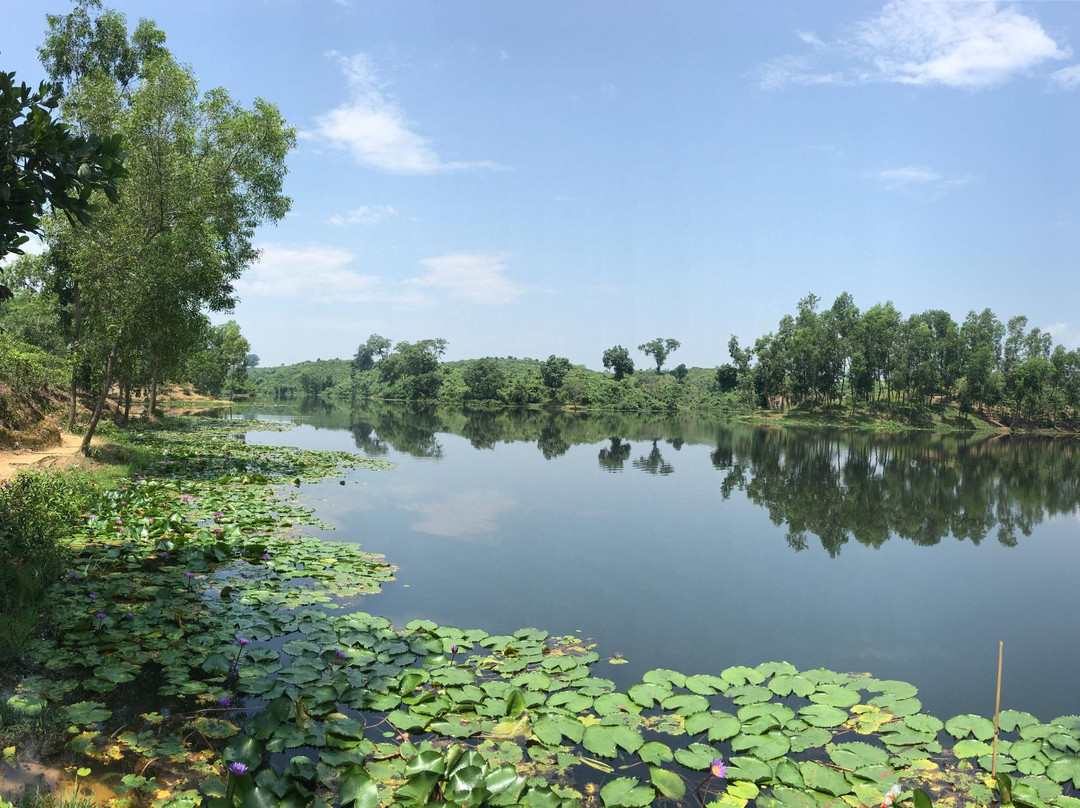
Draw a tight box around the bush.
[0,471,98,660]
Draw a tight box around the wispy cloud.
[238,244,405,304]
[1044,322,1080,350]
[1049,64,1080,91]
[239,245,524,306]
[873,164,971,194]
[406,253,525,304]
[327,204,396,226]
[307,53,502,174]
[758,0,1068,90]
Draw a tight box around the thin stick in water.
[992,640,1003,779]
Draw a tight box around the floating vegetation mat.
[3,418,1078,807]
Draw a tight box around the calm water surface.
[237,402,1080,723]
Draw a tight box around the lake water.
[235,401,1080,724]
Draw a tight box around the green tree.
[638,337,680,372]
[602,345,634,381]
[185,319,250,397]
[463,358,506,401]
[672,363,688,384]
[352,333,392,372]
[379,339,447,399]
[38,4,293,449]
[0,63,124,259]
[540,354,571,395]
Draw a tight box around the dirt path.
[0,433,93,481]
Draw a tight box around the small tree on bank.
[602,346,634,381]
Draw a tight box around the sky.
[4,1,1080,369]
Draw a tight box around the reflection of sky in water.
[246,415,1080,723]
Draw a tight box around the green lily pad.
[799,703,849,728]
[599,777,654,808]
[946,714,996,741]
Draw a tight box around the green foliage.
[0,62,124,260]
[184,320,251,397]
[637,337,680,372]
[602,345,634,381]
[463,358,506,401]
[539,355,572,394]
[0,470,98,660]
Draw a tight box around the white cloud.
[1049,64,1080,91]
[308,52,501,174]
[327,204,396,226]
[758,0,1068,90]
[406,253,525,304]
[0,235,46,268]
[1044,322,1080,350]
[237,244,384,303]
[874,164,971,193]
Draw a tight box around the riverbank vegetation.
[3,414,1080,808]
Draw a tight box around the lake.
[234,400,1080,724]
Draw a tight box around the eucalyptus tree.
[637,337,680,372]
[39,3,294,449]
[959,309,1004,414]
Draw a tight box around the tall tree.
[638,337,680,372]
[602,345,634,381]
[38,3,294,450]
[540,354,571,394]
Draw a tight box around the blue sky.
[5,1,1080,368]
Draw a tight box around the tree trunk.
[123,384,132,420]
[66,279,81,432]
[81,342,119,455]
[149,374,159,418]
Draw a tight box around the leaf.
[727,756,773,784]
[1046,756,1080,787]
[798,760,852,797]
[504,688,526,719]
[684,674,726,695]
[65,701,111,725]
[339,764,378,808]
[913,788,934,808]
[946,714,996,741]
[799,703,849,728]
[638,741,673,766]
[809,685,861,708]
[953,739,993,758]
[583,725,618,758]
[827,741,890,770]
[650,767,686,800]
[600,777,654,808]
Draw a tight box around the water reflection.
[710,426,1080,555]
[245,401,1080,554]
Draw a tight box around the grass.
[742,399,1007,433]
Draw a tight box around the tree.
[245,353,259,368]
[672,363,688,384]
[540,354,571,394]
[38,4,294,449]
[352,333,392,372]
[463,358,505,401]
[185,320,250,397]
[716,364,738,392]
[0,64,124,260]
[379,338,447,399]
[602,345,634,381]
[638,337,680,372]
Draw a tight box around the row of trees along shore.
[321,292,1080,429]
[0,0,291,450]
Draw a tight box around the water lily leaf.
[756,661,797,678]
[505,688,526,718]
[732,732,790,761]
[904,714,944,734]
[684,675,726,695]
[600,777,654,808]
[773,758,804,788]
[946,714,996,741]
[727,685,773,706]
[758,786,819,808]
[827,741,889,769]
[192,717,239,739]
[1000,710,1041,733]
[686,711,741,742]
[727,756,773,783]
[799,703,849,728]
[788,727,833,752]
[769,675,815,698]
[339,764,378,808]
[65,701,111,725]
[953,739,992,758]
[582,725,618,758]
[721,666,766,687]
[868,694,922,717]
[799,760,852,796]
[642,669,686,689]
[674,742,723,771]
[660,694,710,716]
[627,682,669,708]
[867,680,918,699]
[638,741,673,766]
[1046,756,1080,787]
[594,693,640,716]
[809,685,861,708]
[650,766,685,800]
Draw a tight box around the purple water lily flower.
[219,696,233,707]
[236,636,248,646]
[711,758,726,779]
[228,762,248,776]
